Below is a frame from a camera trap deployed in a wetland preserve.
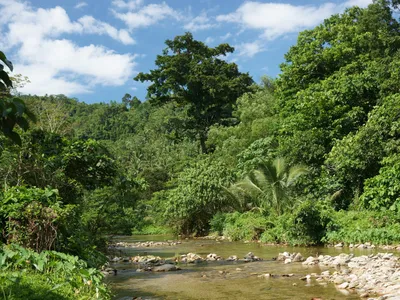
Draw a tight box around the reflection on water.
[107,236,368,300]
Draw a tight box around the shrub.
[222,211,268,241]
[164,158,235,235]
[0,187,71,252]
[0,244,110,299]
[323,210,400,245]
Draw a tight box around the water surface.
[107,236,370,299]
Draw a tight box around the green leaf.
[0,70,12,88]
[16,117,29,131]
[5,131,21,146]
[0,51,13,71]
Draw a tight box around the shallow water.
[107,235,374,300]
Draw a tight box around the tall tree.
[135,33,253,153]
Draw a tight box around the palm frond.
[273,157,286,179]
[286,165,309,187]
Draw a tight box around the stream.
[106,235,374,299]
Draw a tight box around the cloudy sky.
[0,0,372,103]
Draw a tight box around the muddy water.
[107,236,372,300]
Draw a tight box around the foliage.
[135,32,253,153]
[207,85,278,168]
[360,153,400,211]
[164,158,235,235]
[219,211,268,241]
[0,187,70,252]
[0,244,110,299]
[323,210,400,245]
[276,1,400,175]
[324,94,400,209]
[0,51,34,145]
[227,158,308,215]
[288,200,331,245]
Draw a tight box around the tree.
[121,93,132,108]
[164,158,235,235]
[0,51,34,145]
[324,94,400,209]
[228,158,308,215]
[276,1,400,168]
[135,32,254,153]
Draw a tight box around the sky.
[0,0,372,104]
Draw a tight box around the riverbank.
[301,253,400,299]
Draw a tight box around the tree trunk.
[199,134,207,154]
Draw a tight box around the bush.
[287,200,331,245]
[209,212,227,235]
[323,210,400,245]
[360,154,400,211]
[0,244,110,299]
[164,158,235,235]
[222,211,268,241]
[0,187,71,252]
[259,200,331,246]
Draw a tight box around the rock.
[152,264,180,272]
[206,253,222,261]
[302,256,319,265]
[335,242,344,248]
[276,253,286,261]
[321,270,330,276]
[284,258,292,264]
[334,277,345,285]
[338,282,349,289]
[226,255,238,261]
[243,252,262,262]
[131,255,162,264]
[293,252,304,262]
[181,253,204,263]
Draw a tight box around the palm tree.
[227,158,308,215]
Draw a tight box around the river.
[106,235,372,299]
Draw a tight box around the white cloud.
[344,0,372,8]
[74,2,88,9]
[236,41,266,58]
[205,36,214,44]
[184,11,216,32]
[112,0,143,10]
[217,2,338,40]
[78,15,135,45]
[220,32,232,41]
[216,0,373,41]
[112,2,180,30]
[0,0,136,96]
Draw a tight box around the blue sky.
[0,0,371,103]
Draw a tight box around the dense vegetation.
[1,0,400,298]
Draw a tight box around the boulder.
[226,255,238,261]
[206,253,222,261]
[181,253,204,263]
[293,252,304,262]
